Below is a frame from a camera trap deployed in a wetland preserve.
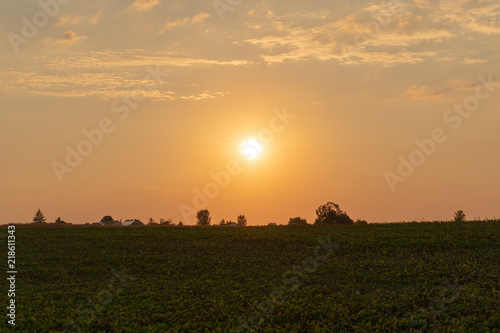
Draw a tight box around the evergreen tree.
[33,209,47,223]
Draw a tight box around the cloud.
[435,0,500,34]
[466,21,500,34]
[192,13,210,23]
[245,19,440,66]
[406,85,442,100]
[38,50,248,70]
[56,10,103,26]
[179,91,228,100]
[369,30,454,47]
[0,67,228,101]
[130,0,159,11]
[56,31,88,44]
[242,3,459,66]
[461,58,488,64]
[0,50,244,100]
[160,13,210,33]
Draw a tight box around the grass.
[2,221,499,332]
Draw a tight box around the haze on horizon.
[1,0,499,225]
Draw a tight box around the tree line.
[29,203,474,226]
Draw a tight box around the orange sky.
[1,0,499,224]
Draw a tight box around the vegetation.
[288,217,309,226]
[237,215,247,227]
[100,215,114,223]
[314,202,353,225]
[3,221,499,332]
[54,217,66,224]
[196,209,211,226]
[32,209,46,223]
[159,218,173,226]
[454,210,466,222]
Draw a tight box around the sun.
[240,138,263,161]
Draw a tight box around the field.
[2,221,499,332]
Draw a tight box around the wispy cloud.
[55,31,88,44]
[130,0,159,12]
[240,0,500,66]
[38,50,249,70]
[56,10,103,26]
[243,5,453,66]
[435,0,500,34]
[406,85,443,100]
[160,13,210,33]
[461,58,488,65]
[0,50,241,100]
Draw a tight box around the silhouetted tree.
[159,218,172,225]
[268,222,277,226]
[355,219,368,225]
[288,217,308,226]
[100,215,114,223]
[55,217,66,224]
[33,209,46,223]
[237,215,247,227]
[148,218,157,225]
[454,210,466,222]
[314,202,353,225]
[178,221,183,226]
[219,219,226,226]
[196,210,211,226]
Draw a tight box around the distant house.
[112,221,122,226]
[123,219,144,226]
[226,222,238,227]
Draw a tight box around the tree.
[148,218,157,225]
[55,217,66,224]
[159,218,172,225]
[196,210,211,226]
[237,215,247,227]
[100,215,114,223]
[314,202,353,225]
[219,219,226,226]
[178,221,183,226]
[288,217,308,226]
[268,222,277,226]
[33,209,46,223]
[355,219,368,225]
[454,210,466,222]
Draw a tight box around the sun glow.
[240,138,263,161]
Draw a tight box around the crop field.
[2,221,499,332]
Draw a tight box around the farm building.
[123,219,144,226]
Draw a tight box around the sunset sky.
[1,0,499,225]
